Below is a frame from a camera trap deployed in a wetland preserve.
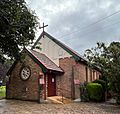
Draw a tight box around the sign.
[39,78,45,84]
[74,79,80,85]
[52,78,54,82]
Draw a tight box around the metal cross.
[39,22,48,38]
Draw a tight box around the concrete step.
[47,96,72,104]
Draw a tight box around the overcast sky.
[25,0,120,55]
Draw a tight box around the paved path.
[0,99,120,114]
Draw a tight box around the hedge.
[86,83,103,101]
[92,79,106,91]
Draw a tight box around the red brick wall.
[6,55,43,101]
[73,62,87,82]
[6,53,101,101]
[56,57,101,99]
[56,57,76,98]
[73,62,87,98]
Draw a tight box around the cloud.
[25,0,120,55]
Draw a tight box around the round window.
[20,67,31,81]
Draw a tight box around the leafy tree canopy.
[85,42,120,103]
[0,0,38,62]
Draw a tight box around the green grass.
[0,86,6,99]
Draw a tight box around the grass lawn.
[0,86,6,99]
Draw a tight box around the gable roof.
[32,31,87,64]
[7,48,63,75]
[29,49,63,72]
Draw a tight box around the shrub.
[107,83,112,98]
[92,79,106,91]
[0,86,6,99]
[92,79,106,101]
[86,83,103,101]
[79,83,89,102]
[99,75,108,83]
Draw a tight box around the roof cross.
[39,22,48,38]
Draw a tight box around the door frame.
[47,73,56,97]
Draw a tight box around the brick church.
[6,31,101,102]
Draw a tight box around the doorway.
[47,73,56,96]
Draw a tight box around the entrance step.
[47,96,73,104]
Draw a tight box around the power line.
[64,20,120,44]
[57,9,120,39]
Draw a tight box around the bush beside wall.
[79,83,89,102]
[92,79,106,91]
[86,83,103,101]
[92,79,106,101]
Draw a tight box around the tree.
[0,0,38,62]
[85,42,110,77]
[0,59,13,85]
[84,42,120,103]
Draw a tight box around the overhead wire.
[57,9,120,39]
[64,20,120,45]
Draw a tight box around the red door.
[47,73,56,97]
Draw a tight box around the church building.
[6,31,101,102]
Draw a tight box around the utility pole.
[39,22,48,38]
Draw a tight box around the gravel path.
[0,99,120,114]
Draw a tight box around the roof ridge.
[43,31,87,62]
[32,31,87,63]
